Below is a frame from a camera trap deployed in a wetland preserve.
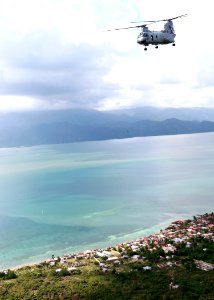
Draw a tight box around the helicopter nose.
[137,36,145,44]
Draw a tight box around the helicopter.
[107,14,187,50]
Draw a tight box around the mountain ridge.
[2,107,214,147]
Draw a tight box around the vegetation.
[1,213,213,299]
[0,266,213,299]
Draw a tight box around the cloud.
[0,0,214,111]
[0,28,121,110]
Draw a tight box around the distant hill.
[1,107,214,147]
[108,106,214,122]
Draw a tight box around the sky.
[0,0,213,112]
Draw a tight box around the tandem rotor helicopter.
[106,14,187,50]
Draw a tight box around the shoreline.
[3,214,190,271]
[0,131,214,150]
[8,212,213,272]
[1,132,214,272]
[1,212,213,300]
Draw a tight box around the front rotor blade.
[131,20,157,24]
[104,24,148,31]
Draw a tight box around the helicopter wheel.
[155,45,158,49]
[172,43,175,46]
[144,47,147,51]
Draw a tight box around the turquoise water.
[0,133,214,270]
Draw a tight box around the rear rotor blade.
[168,14,187,21]
[104,14,187,32]
[131,14,187,24]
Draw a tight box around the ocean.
[0,133,214,270]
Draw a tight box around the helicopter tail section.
[164,20,175,34]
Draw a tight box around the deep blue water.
[0,133,214,269]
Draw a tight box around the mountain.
[1,107,214,147]
[108,107,214,122]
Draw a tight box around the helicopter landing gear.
[155,45,158,49]
[172,43,175,46]
[144,47,147,51]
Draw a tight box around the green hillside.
[1,213,213,300]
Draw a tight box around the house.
[67,267,77,272]
[107,256,120,262]
[55,268,62,273]
[162,244,176,253]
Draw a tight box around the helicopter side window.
[151,35,153,41]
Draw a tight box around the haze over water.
[0,133,214,270]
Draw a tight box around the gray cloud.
[0,30,120,109]
[0,0,213,111]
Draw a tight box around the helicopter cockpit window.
[143,33,148,37]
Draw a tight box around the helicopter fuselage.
[106,15,186,50]
[137,30,175,46]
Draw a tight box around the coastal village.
[45,213,214,275]
[0,213,213,299]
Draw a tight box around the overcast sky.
[0,0,213,112]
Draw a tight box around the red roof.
[172,220,184,224]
